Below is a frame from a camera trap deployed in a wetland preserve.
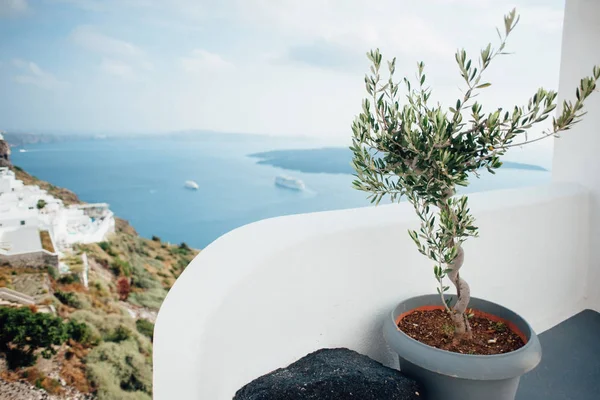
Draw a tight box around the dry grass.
[59,343,92,393]
[13,167,81,206]
[57,282,87,293]
[77,232,198,294]
[115,218,138,236]
[20,367,65,396]
[0,369,21,381]
[39,231,55,253]
[0,266,42,289]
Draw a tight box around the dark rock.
[234,348,422,400]
[0,137,11,168]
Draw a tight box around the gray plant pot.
[383,295,542,400]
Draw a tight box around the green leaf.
[476,83,491,89]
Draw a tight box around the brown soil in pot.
[397,308,525,355]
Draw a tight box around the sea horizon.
[11,136,552,249]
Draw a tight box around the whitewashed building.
[0,166,115,267]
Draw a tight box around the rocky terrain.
[0,165,199,399]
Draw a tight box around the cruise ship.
[184,180,199,190]
[275,175,305,191]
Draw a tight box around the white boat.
[184,180,199,190]
[275,175,305,191]
[19,149,27,153]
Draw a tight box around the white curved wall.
[154,183,591,400]
[553,0,600,310]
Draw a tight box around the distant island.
[1,131,96,147]
[1,129,308,148]
[249,147,548,174]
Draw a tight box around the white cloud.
[49,0,103,12]
[236,0,455,63]
[71,25,144,58]
[180,49,234,73]
[70,25,152,78]
[431,0,493,6]
[0,0,28,17]
[100,58,135,78]
[11,59,68,89]
[464,2,564,33]
[516,5,564,32]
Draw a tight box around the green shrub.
[99,240,118,257]
[0,307,69,369]
[98,242,111,252]
[105,325,132,343]
[128,288,167,310]
[145,258,164,270]
[151,235,161,242]
[58,273,80,285]
[54,291,89,309]
[67,320,94,345]
[86,340,152,400]
[55,290,81,308]
[154,255,165,261]
[70,310,151,351]
[131,275,161,290]
[36,199,47,210]
[111,257,132,277]
[135,319,154,342]
[176,258,189,271]
[169,245,191,256]
[5,348,37,369]
[47,266,58,280]
[128,257,161,289]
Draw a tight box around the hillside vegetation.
[0,166,199,399]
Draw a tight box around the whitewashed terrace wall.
[552,0,600,309]
[154,182,592,400]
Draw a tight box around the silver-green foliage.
[86,340,152,400]
[128,288,167,310]
[351,9,599,336]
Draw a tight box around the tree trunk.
[447,245,472,341]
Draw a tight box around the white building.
[52,203,115,247]
[0,225,58,268]
[0,166,115,266]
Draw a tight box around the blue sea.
[11,136,551,249]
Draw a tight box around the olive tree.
[351,9,600,341]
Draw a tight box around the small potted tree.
[351,9,599,400]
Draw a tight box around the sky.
[0,0,566,162]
